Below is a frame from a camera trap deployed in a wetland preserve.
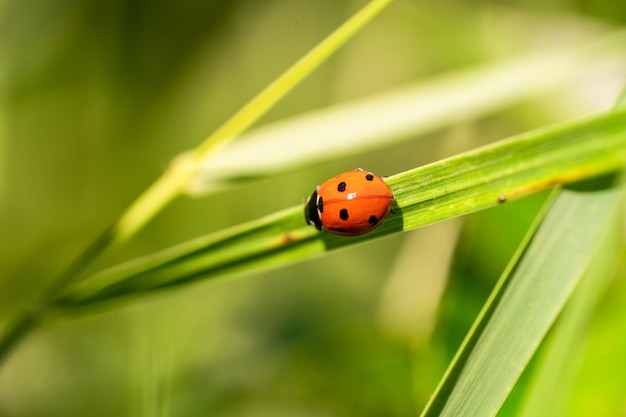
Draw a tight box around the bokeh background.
[1,0,626,415]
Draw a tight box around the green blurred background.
[1,0,626,415]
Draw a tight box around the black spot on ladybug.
[368,215,378,225]
[339,208,349,221]
[317,196,324,212]
[365,174,374,181]
[337,182,346,192]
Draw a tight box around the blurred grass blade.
[617,86,626,108]
[421,182,625,417]
[55,109,626,308]
[187,29,626,193]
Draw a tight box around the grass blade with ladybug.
[55,108,626,308]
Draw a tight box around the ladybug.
[305,168,394,236]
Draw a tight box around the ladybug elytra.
[305,168,394,236]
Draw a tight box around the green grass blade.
[421,182,625,417]
[514,198,621,417]
[389,109,626,231]
[55,109,626,308]
[512,80,626,417]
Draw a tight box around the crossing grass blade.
[420,181,624,417]
[512,81,626,417]
[514,198,621,417]
[55,108,626,308]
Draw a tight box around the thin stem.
[190,0,394,162]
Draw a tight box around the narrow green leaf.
[513,79,626,417]
[388,109,626,232]
[57,207,321,307]
[515,192,621,417]
[55,109,626,307]
[421,182,625,417]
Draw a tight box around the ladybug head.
[305,187,323,230]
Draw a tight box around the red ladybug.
[305,168,394,236]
